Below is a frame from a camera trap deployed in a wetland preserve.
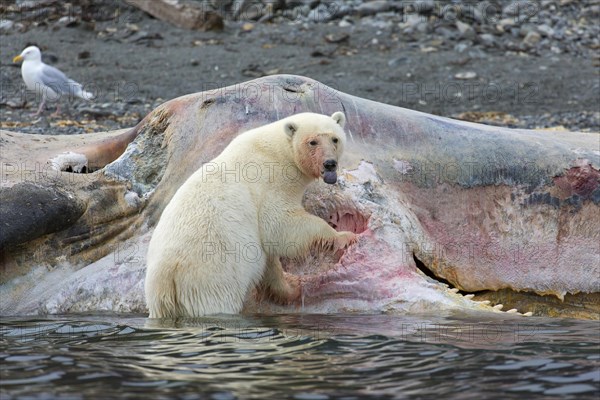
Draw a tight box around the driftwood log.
[125,0,224,31]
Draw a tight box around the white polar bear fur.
[145,112,356,318]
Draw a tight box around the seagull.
[13,46,94,117]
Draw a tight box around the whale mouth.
[281,195,370,276]
[278,192,549,317]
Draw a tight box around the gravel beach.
[1,0,598,134]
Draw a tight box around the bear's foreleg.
[281,212,357,258]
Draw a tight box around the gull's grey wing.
[40,64,82,94]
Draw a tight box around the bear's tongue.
[323,171,337,184]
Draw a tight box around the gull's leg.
[33,98,46,116]
[50,103,62,118]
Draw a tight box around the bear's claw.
[333,231,358,252]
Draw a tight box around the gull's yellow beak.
[13,55,23,63]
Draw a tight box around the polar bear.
[145,112,356,318]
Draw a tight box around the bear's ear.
[331,111,346,128]
[284,121,298,139]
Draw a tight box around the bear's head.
[284,112,347,185]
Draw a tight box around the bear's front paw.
[333,231,358,252]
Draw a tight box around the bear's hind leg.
[260,256,301,305]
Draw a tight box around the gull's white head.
[13,46,42,63]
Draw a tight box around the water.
[1,313,599,399]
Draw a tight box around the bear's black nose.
[323,159,337,171]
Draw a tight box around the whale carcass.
[1,75,598,319]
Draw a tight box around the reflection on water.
[1,313,599,399]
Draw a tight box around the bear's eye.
[309,140,318,146]
[332,138,339,144]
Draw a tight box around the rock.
[57,16,78,27]
[436,26,457,40]
[523,31,542,47]
[456,20,476,40]
[241,64,265,77]
[584,5,600,17]
[128,0,224,31]
[332,4,353,19]
[497,18,517,32]
[338,18,352,28]
[78,51,90,59]
[401,13,421,28]
[307,4,333,23]
[324,32,350,44]
[474,1,499,24]
[6,99,26,109]
[285,4,310,19]
[233,0,255,19]
[356,0,391,17]
[361,18,393,30]
[404,0,435,14]
[127,31,163,43]
[79,107,115,117]
[503,1,538,19]
[454,42,470,53]
[43,53,59,64]
[388,56,408,67]
[399,13,424,32]
[455,71,477,80]
[440,5,459,22]
[211,0,233,8]
[479,33,497,47]
[0,20,14,32]
[420,46,437,53]
[519,24,537,37]
[537,24,555,37]
[286,0,319,8]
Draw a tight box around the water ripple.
[1,314,598,399]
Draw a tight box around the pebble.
[307,4,332,23]
[479,33,496,47]
[454,43,469,53]
[454,71,478,80]
[537,24,555,37]
[0,20,14,31]
[1,0,597,134]
[57,16,78,27]
[356,0,391,17]
[387,57,407,67]
[456,20,476,40]
[519,24,537,37]
[6,100,26,109]
[399,14,422,30]
[523,31,542,47]
[1,0,596,63]
[405,0,435,14]
[338,19,352,28]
